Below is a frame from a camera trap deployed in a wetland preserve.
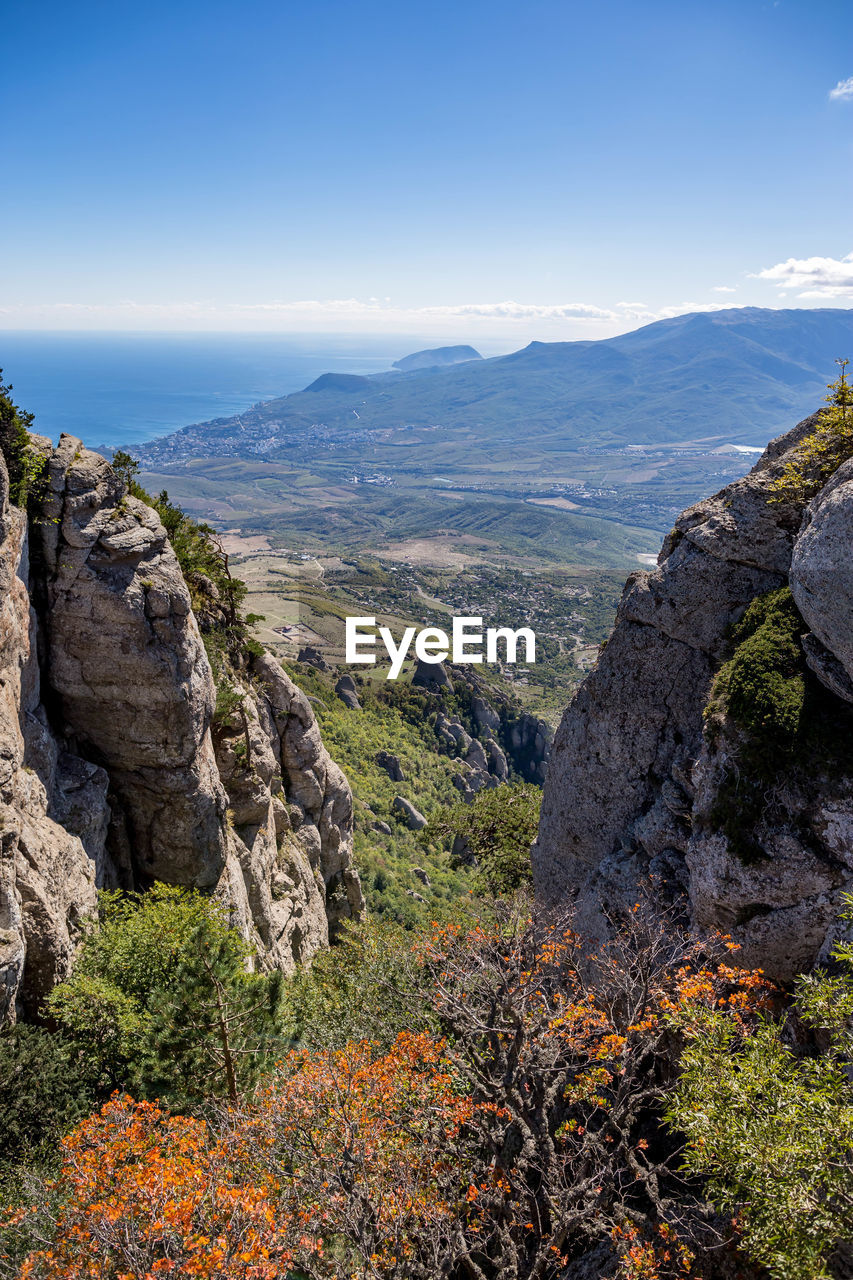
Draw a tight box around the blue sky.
[3,0,853,343]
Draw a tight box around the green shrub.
[281,916,434,1051]
[62,884,229,1006]
[667,909,853,1280]
[109,448,147,499]
[46,973,142,1096]
[769,358,853,506]
[705,585,853,862]
[151,488,247,623]
[711,587,806,743]
[0,1024,96,1170]
[0,371,44,508]
[705,587,821,861]
[136,924,283,1108]
[424,781,541,895]
[47,885,283,1107]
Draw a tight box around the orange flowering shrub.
[223,1032,481,1278]
[6,902,772,1280]
[10,1097,297,1279]
[8,1035,475,1280]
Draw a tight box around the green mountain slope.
[144,308,853,463]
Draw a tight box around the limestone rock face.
[37,435,228,888]
[534,412,853,979]
[432,693,549,794]
[504,711,551,786]
[0,451,111,1020]
[0,436,363,1019]
[686,745,853,977]
[216,654,363,969]
[790,456,853,690]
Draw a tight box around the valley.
[215,533,623,723]
[135,307,853,706]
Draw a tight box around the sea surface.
[0,331,425,449]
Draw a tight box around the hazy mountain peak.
[392,344,482,373]
[303,372,371,393]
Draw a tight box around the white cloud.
[753,251,853,298]
[651,301,737,318]
[829,76,853,101]
[0,296,628,329]
[0,295,766,336]
[418,300,618,321]
[711,285,737,293]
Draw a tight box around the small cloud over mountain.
[753,252,853,298]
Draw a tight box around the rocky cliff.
[1,436,362,1023]
[409,659,551,795]
[534,413,853,980]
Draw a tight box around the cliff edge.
[534,412,853,980]
[1,436,362,1022]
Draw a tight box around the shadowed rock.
[335,674,362,710]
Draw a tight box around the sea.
[0,331,428,450]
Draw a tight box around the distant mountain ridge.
[392,344,482,373]
[143,308,853,461]
[304,372,371,393]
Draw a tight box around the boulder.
[412,659,452,691]
[451,832,472,864]
[451,764,494,803]
[335,674,361,710]
[790,456,853,688]
[435,714,471,754]
[472,695,501,733]
[801,632,853,704]
[298,645,330,671]
[392,795,428,830]
[485,736,509,780]
[375,749,405,781]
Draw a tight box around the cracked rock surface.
[534,412,853,979]
[1,436,362,1020]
